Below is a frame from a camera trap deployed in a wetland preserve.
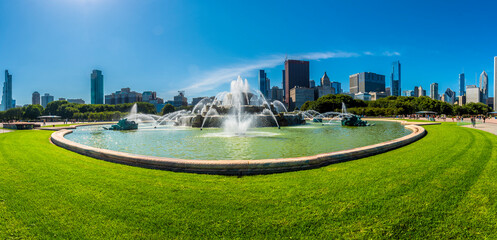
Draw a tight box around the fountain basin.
[52,121,425,175]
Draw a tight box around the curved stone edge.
[50,122,426,175]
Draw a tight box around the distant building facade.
[91,70,104,104]
[192,97,208,106]
[271,86,284,102]
[487,97,494,110]
[32,91,41,105]
[1,70,13,111]
[430,83,439,100]
[349,72,385,94]
[390,61,401,96]
[444,88,456,104]
[354,92,372,101]
[258,70,270,99]
[284,60,310,105]
[314,85,334,100]
[67,99,85,104]
[330,81,342,94]
[105,88,142,105]
[494,57,497,109]
[41,93,54,108]
[466,85,481,104]
[458,95,466,106]
[289,87,314,110]
[459,73,465,97]
[320,72,331,88]
[419,86,426,97]
[479,71,488,103]
[403,90,414,97]
[309,80,315,88]
[370,92,388,101]
[173,91,187,107]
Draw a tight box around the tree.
[44,100,68,115]
[300,101,316,111]
[23,104,43,120]
[5,108,23,121]
[161,104,175,115]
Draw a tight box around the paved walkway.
[0,124,11,133]
[463,122,497,136]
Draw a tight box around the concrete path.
[463,122,497,136]
[0,124,11,133]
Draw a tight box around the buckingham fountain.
[54,75,421,174]
[121,76,307,134]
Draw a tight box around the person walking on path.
[471,116,476,128]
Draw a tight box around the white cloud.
[177,51,360,96]
[382,51,401,56]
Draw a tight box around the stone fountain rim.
[50,120,428,175]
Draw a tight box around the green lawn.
[1,123,496,239]
[40,122,114,128]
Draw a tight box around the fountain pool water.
[66,120,410,160]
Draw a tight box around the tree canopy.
[300,95,492,116]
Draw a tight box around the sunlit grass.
[0,123,496,238]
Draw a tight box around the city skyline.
[0,0,496,105]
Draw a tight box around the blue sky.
[1,0,496,105]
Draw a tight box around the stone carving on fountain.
[104,118,138,130]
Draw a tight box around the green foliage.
[303,95,492,116]
[161,104,176,115]
[302,94,367,112]
[44,100,68,115]
[4,108,23,120]
[0,101,157,121]
[23,104,43,120]
[1,124,497,238]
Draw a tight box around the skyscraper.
[414,86,419,97]
[91,70,104,104]
[258,70,270,99]
[419,86,426,97]
[494,57,497,109]
[320,72,331,87]
[391,61,401,96]
[282,70,286,99]
[284,60,309,104]
[459,73,465,96]
[480,71,488,103]
[330,81,342,94]
[349,72,385,93]
[32,91,41,105]
[466,85,481,104]
[1,70,13,111]
[444,88,456,104]
[430,83,439,100]
[41,93,54,108]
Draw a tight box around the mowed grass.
[40,122,115,128]
[1,123,497,239]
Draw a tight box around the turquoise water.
[65,121,410,160]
